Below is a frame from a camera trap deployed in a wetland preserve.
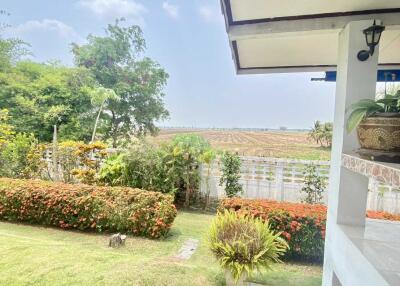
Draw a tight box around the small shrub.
[301,164,327,204]
[98,154,126,186]
[209,210,287,282]
[54,141,108,184]
[219,152,243,198]
[0,178,177,238]
[0,133,43,179]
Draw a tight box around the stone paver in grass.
[175,238,199,260]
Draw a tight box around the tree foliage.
[72,19,169,147]
[308,121,332,148]
[0,61,96,141]
[0,10,30,70]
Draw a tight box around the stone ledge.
[342,153,400,188]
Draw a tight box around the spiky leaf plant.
[209,210,288,283]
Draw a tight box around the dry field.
[149,129,331,161]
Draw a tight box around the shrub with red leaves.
[219,198,400,262]
[0,178,177,238]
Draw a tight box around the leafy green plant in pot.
[347,90,400,162]
[209,210,288,286]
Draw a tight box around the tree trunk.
[91,101,105,143]
[52,125,60,182]
[111,111,118,148]
[184,168,190,208]
[204,166,211,210]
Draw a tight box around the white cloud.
[78,0,146,21]
[12,19,82,42]
[198,5,222,24]
[162,2,179,19]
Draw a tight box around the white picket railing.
[200,156,400,214]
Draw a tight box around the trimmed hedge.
[219,198,400,262]
[0,178,177,238]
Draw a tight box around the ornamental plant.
[346,90,400,132]
[209,210,287,283]
[301,164,327,204]
[219,152,243,198]
[0,178,177,238]
[51,140,108,184]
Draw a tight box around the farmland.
[149,129,331,161]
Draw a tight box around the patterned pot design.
[357,116,400,151]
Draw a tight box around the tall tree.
[72,19,169,147]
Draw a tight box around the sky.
[1,0,336,129]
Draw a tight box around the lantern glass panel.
[365,31,374,46]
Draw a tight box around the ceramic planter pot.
[225,270,248,286]
[356,114,400,151]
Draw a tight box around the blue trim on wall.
[325,70,400,82]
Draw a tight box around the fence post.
[275,161,284,201]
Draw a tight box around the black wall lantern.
[357,20,385,61]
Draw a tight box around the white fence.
[200,156,400,214]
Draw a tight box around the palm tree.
[87,86,119,143]
[309,121,332,147]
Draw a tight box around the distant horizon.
[157,126,311,131]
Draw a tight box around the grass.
[0,212,322,286]
[148,129,331,161]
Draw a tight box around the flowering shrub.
[366,210,400,221]
[219,198,400,262]
[0,178,177,238]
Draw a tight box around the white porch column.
[322,20,380,286]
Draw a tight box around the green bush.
[219,152,243,198]
[99,141,176,194]
[99,135,214,206]
[209,210,288,282]
[0,133,43,179]
[0,178,177,238]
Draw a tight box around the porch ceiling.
[221,0,400,74]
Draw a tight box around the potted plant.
[347,91,400,162]
[209,210,288,286]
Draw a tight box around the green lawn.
[0,212,322,286]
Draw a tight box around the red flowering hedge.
[219,198,400,262]
[0,178,177,238]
